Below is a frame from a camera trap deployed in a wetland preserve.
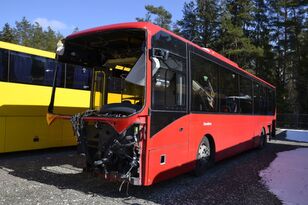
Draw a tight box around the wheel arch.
[204,134,216,159]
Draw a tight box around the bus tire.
[258,129,267,149]
[194,137,214,176]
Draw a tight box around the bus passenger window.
[239,76,253,114]
[0,49,8,81]
[31,56,46,84]
[45,59,64,87]
[10,51,32,84]
[253,83,260,114]
[191,52,218,112]
[219,69,239,113]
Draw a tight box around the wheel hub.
[199,144,210,159]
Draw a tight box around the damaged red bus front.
[47,22,276,187]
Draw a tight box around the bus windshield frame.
[48,28,147,117]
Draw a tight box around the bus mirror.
[56,40,65,56]
[152,57,160,76]
[151,48,169,61]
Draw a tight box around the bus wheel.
[194,137,214,176]
[258,129,267,149]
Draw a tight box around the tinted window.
[266,87,275,115]
[9,51,64,86]
[45,59,64,87]
[66,64,92,90]
[239,76,253,114]
[253,83,260,114]
[191,52,218,112]
[0,49,8,81]
[152,31,186,57]
[259,85,266,114]
[219,69,239,113]
[10,51,33,84]
[152,55,186,110]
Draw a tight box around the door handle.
[179,127,184,132]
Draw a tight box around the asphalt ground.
[0,131,306,205]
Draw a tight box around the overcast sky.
[1,0,188,36]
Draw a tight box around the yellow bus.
[0,41,92,152]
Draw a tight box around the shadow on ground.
[0,131,306,205]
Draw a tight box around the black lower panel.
[150,111,186,137]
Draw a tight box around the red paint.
[55,22,276,186]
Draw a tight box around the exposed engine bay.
[71,110,143,187]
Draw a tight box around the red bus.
[47,22,276,186]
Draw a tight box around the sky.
[1,0,188,36]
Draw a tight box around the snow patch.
[41,164,82,175]
[283,129,308,142]
[260,148,308,205]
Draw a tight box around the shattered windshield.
[58,29,146,116]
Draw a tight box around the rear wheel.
[194,137,214,176]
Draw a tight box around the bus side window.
[0,48,8,81]
[190,52,218,112]
[45,59,64,87]
[31,56,46,84]
[219,69,239,113]
[239,76,253,114]
[9,51,33,84]
[253,83,260,114]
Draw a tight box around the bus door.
[146,31,189,184]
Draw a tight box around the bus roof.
[68,22,275,88]
[0,41,55,59]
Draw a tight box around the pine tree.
[177,1,199,41]
[251,0,274,83]
[177,0,220,48]
[44,26,62,52]
[297,20,308,113]
[30,22,45,49]
[268,0,307,113]
[136,5,172,30]
[196,0,219,48]
[217,9,263,69]
[0,23,18,43]
[15,17,33,46]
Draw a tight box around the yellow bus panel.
[0,117,5,152]
[0,82,89,152]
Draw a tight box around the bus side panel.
[188,114,255,162]
[146,113,190,185]
[0,117,5,152]
[0,82,87,153]
[5,116,63,152]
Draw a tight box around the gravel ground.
[0,132,304,205]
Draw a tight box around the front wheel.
[194,137,214,176]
